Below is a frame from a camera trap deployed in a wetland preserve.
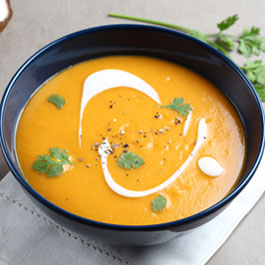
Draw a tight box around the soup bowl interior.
[0,24,264,245]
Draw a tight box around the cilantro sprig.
[241,60,265,100]
[238,27,265,57]
[152,194,167,212]
[48,94,65,109]
[117,152,145,169]
[159,97,192,116]
[33,147,73,177]
[109,13,265,101]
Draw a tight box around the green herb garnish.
[238,27,265,57]
[48,94,65,109]
[152,194,167,212]
[33,147,72,177]
[241,60,265,84]
[117,152,145,169]
[109,13,265,101]
[160,97,192,116]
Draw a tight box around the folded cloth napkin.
[0,153,265,265]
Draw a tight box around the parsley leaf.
[217,15,239,32]
[109,13,265,102]
[253,84,265,101]
[152,194,167,212]
[238,27,265,57]
[48,94,65,109]
[33,147,72,177]
[241,60,265,84]
[117,152,145,169]
[160,97,192,116]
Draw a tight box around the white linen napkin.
[0,152,265,265]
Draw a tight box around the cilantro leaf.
[238,27,265,57]
[241,60,265,84]
[159,97,192,116]
[109,13,265,102]
[48,94,65,109]
[152,194,167,212]
[117,152,145,169]
[218,34,235,49]
[217,15,238,32]
[33,147,72,177]
[253,83,265,101]
[209,40,231,57]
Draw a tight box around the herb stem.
[205,33,218,38]
[206,33,238,40]
[108,13,194,34]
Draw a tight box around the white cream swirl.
[79,69,161,145]
[98,119,207,198]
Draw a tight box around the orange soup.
[16,55,245,225]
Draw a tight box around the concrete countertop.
[0,0,265,264]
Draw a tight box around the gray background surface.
[0,0,265,264]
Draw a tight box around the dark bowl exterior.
[0,25,264,245]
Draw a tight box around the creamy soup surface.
[16,55,245,225]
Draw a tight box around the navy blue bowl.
[0,24,264,245]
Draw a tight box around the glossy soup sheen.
[16,55,245,225]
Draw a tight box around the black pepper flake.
[102,137,106,140]
[77,157,83,162]
[126,173,129,176]
[123,144,129,148]
[154,114,160,119]
[114,155,117,158]
[163,158,166,160]
[203,136,206,139]
[143,135,147,138]
[136,139,140,143]
[86,164,91,168]
[109,105,113,108]
[123,149,129,153]
[107,128,112,132]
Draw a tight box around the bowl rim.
[0,24,264,231]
